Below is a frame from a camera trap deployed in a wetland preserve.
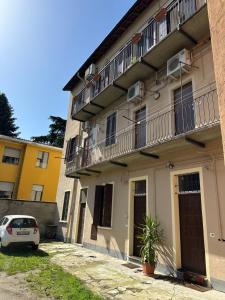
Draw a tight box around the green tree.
[0,93,20,137]
[31,116,66,148]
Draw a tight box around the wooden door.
[179,193,206,275]
[174,82,195,135]
[77,203,86,244]
[133,196,146,257]
[135,107,146,149]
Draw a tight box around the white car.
[0,215,40,250]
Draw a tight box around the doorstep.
[127,255,142,265]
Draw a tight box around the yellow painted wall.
[17,144,62,202]
[0,140,25,198]
[0,138,62,202]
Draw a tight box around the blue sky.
[0,0,135,139]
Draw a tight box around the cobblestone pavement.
[40,242,225,300]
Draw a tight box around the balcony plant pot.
[138,215,163,277]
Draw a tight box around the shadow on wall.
[158,244,175,276]
[0,199,60,238]
[55,181,78,243]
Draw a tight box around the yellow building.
[0,135,62,202]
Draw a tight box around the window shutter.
[91,185,104,240]
[0,182,14,192]
[111,113,116,144]
[65,139,71,163]
[102,184,113,227]
[4,147,21,158]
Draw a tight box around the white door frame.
[170,167,210,278]
[127,176,148,257]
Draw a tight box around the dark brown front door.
[133,180,146,257]
[179,190,206,275]
[77,203,86,244]
[174,82,195,135]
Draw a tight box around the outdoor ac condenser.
[127,81,144,104]
[167,49,191,77]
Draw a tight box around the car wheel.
[32,244,39,250]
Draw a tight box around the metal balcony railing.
[66,86,219,175]
[71,0,206,117]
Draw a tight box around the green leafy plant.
[138,216,163,265]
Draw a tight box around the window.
[135,106,146,148]
[31,185,43,201]
[0,182,14,199]
[179,173,200,193]
[61,191,70,221]
[10,218,37,228]
[2,147,21,165]
[91,184,113,239]
[36,151,49,168]
[106,112,116,146]
[65,136,78,162]
[0,217,9,226]
[174,82,194,135]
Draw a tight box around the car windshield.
[10,218,36,228]
[0,217,5,226]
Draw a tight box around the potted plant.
[138,215,163,276]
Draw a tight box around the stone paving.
[40,242,225,300]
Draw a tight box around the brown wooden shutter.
[91,185,104,240]
[65,139,71,163]
[102,184,113,227]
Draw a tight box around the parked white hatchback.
[0,215,40,250]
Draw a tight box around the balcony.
[66,86,220,177]
[71,0,209,122]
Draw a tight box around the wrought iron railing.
[71,0,206,117]
[66,86,219,175]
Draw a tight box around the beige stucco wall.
[56,95,80,240]
[207,0,225,164]
[74,138,225,286]
[76,41,217,168]
[58,0,225,291]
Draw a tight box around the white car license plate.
[17,231,30,235]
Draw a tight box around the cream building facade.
[56,0,225,292]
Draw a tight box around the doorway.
[135,106,146,149]
[174,82,195,135]
[178,173,206,275]
[133,180,146,257]
[77,188,87,244]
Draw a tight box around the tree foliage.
[0,93,20,137]
[31,116,66,148]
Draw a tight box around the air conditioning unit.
[82,121,90,132]
[127,81,144,103]
[167,49,191,77]
[85,64,96,81]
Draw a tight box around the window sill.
[59,220,68,224]
[2,161,19,165]
[97,226,112,230]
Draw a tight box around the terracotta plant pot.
[143,262,155,276]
